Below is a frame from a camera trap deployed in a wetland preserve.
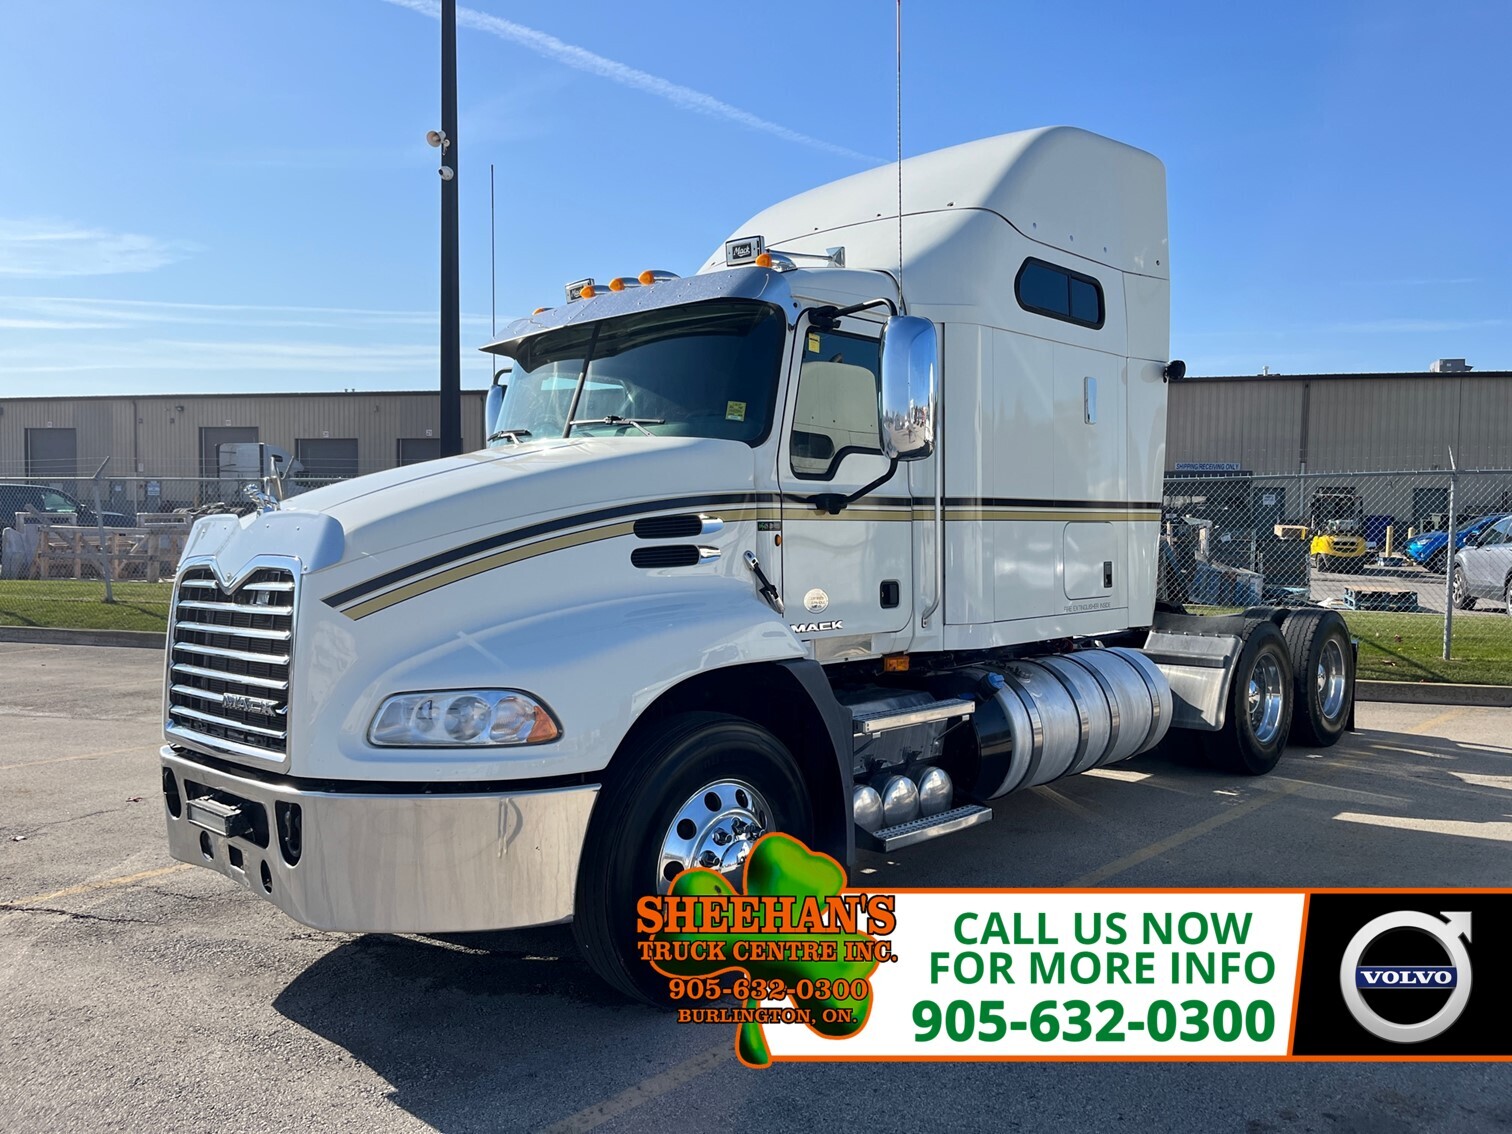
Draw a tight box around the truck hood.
[281,437,758,565]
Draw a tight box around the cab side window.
[789,327,881,480]
[1483,519,1511,546]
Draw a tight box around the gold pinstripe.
[335,503,1160,619]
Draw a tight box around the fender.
[291,576,811,783]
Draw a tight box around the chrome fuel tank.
[965,647,1172,799]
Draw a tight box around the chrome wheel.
[656,778,771,893]
[1247,653,1286,746]
[1316,638,1348,723]
[1453,568,1468,609]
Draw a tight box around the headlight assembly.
[368,690,561,747]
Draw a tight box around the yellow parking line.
[1403,707,1470,735]
[8,863,189,907]
[539,1045,732,1133]
[0,745,139,771]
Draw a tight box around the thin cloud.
[380,0,883,165]
[1330,317,1509,334]
[0,220,198,278]
[0,338,437,375]
[0,294,491,329]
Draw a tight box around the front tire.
[1282,610,1353,747]
[572,712,812,1004]
[1452,566,1475,610]
[1204,622,1294,776]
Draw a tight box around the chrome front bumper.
[160,746,599,933]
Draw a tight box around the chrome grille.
[167,565,294,762]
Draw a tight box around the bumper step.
[857,803,992,852]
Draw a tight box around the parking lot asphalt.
[2,642,1511,1133]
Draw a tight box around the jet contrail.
[380,0,882,165]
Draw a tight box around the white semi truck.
[159,127,1355,1001]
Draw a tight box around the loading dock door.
[296,438,359,484]
[25,428,77,483]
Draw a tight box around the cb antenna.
[895,0,904,301]
[490,162,497,338]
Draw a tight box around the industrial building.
[2,364,1507,530]
[0,390,488,515]
[1165,364,1512,542]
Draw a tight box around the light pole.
[436,0,462,456]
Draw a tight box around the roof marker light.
[638,270,679,285]
[564,278,595,302]
[532,306,550,315]
[754,252,773,268]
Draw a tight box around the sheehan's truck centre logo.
[638,843,1512,1066]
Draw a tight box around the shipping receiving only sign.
[636,835,1510,1066]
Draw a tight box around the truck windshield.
[494,300,785,444]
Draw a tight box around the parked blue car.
[1405,513,1508,573]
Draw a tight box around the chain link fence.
[1160,466,1512,685]
[4,459,1511,684]
[1,464,356,636]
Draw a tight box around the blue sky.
[0,0,1508,394]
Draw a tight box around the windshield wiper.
[566,416,664,437]
[488,428,532,443]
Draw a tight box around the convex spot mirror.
[878,315,936,461]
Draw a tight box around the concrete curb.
[0,625,165,650]
[1357,679,1512,708]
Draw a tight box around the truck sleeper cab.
[159,127,1356,1002]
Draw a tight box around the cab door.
[777,315,913,657]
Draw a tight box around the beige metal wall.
[1169,372,1512,474]
[0,391,488,480]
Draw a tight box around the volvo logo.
[1339,910,1472,1043]
[223,692,280,718]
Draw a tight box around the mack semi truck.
[158,127,1355,1002]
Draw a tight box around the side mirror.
[485,366,510,442]
[878,315,936,462]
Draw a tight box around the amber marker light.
[608,277,626,291]
[755,252,773,268]
[580,283,596,298]
[638,270,656,285]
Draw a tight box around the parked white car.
[1451,515,1512,613]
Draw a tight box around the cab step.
[857,803,992,852]
[851,697,975,737]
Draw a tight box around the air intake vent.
[631,545,701,569]
[167,565,294,764]
[634,514,704,539]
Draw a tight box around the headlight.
[368,690,561,747]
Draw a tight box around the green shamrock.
[648,833,882,1067]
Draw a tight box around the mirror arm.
[804,297,899,331]
[803,457,899,516]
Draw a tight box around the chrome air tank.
[967,647,1172,799]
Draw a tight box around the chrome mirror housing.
[878,315,936,461]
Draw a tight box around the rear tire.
[1282,610,1353,747]
[572,712,812,1004]
[1203,622,1294,776]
